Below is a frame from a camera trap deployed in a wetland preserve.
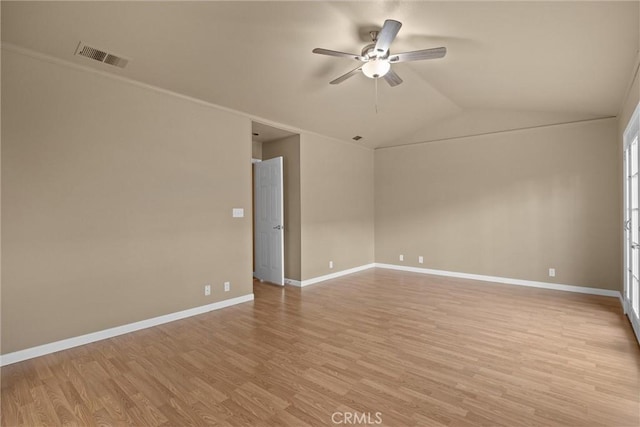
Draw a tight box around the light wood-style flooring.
[2,269,639,426]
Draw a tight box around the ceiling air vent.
[75,42,129,68]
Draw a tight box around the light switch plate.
[232,208,244,218]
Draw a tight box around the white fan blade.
[374,20,402,57]
[330,66,362,85]
[383,69,403,87]
[313,48,365,61]
[389,47,446,63]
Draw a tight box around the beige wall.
[375,118,620,290]
[2,44,630,355]
[2,49,253,353]
[262,135,302,281]
[300,134,374,280]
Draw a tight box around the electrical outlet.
[329,261,334,269]
[418,256,424,264]
[204,285,211,296]
[549,268,556,277]
[399,254,404,261]
[224,281,230,292]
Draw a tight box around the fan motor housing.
[362,43,385,59]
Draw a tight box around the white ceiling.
[2,1,638,148]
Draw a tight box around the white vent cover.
[74,42,129,68]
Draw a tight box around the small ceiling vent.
[75,42,129,68]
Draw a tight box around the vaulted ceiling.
[2,1,638,148]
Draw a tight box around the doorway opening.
[251,122,301,287]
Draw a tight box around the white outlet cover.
[232,208,244,218]
[204,285,211,296]
[224,281,230,292]
[329,261,334,269]
[399,254,404,261]
[549,268,556,277]
[418,256,424,264]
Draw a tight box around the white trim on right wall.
[375,263,621,298]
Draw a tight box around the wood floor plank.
[2,269,639,426]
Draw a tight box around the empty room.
[1,1,639,426]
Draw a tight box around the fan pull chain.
[375,77,379,114]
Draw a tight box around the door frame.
[623,101,640,344]
[251,158,261,276]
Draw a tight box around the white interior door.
[254,157,284,286]
[624,103,640,344]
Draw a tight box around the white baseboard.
[2,264,624,366]
[375,263,621,298]
[291,263,376,287]
[0,293,254,367]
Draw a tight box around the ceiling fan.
[312,19,446,87]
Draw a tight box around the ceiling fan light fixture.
[313,19,445,86]
[362,59,390,79]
